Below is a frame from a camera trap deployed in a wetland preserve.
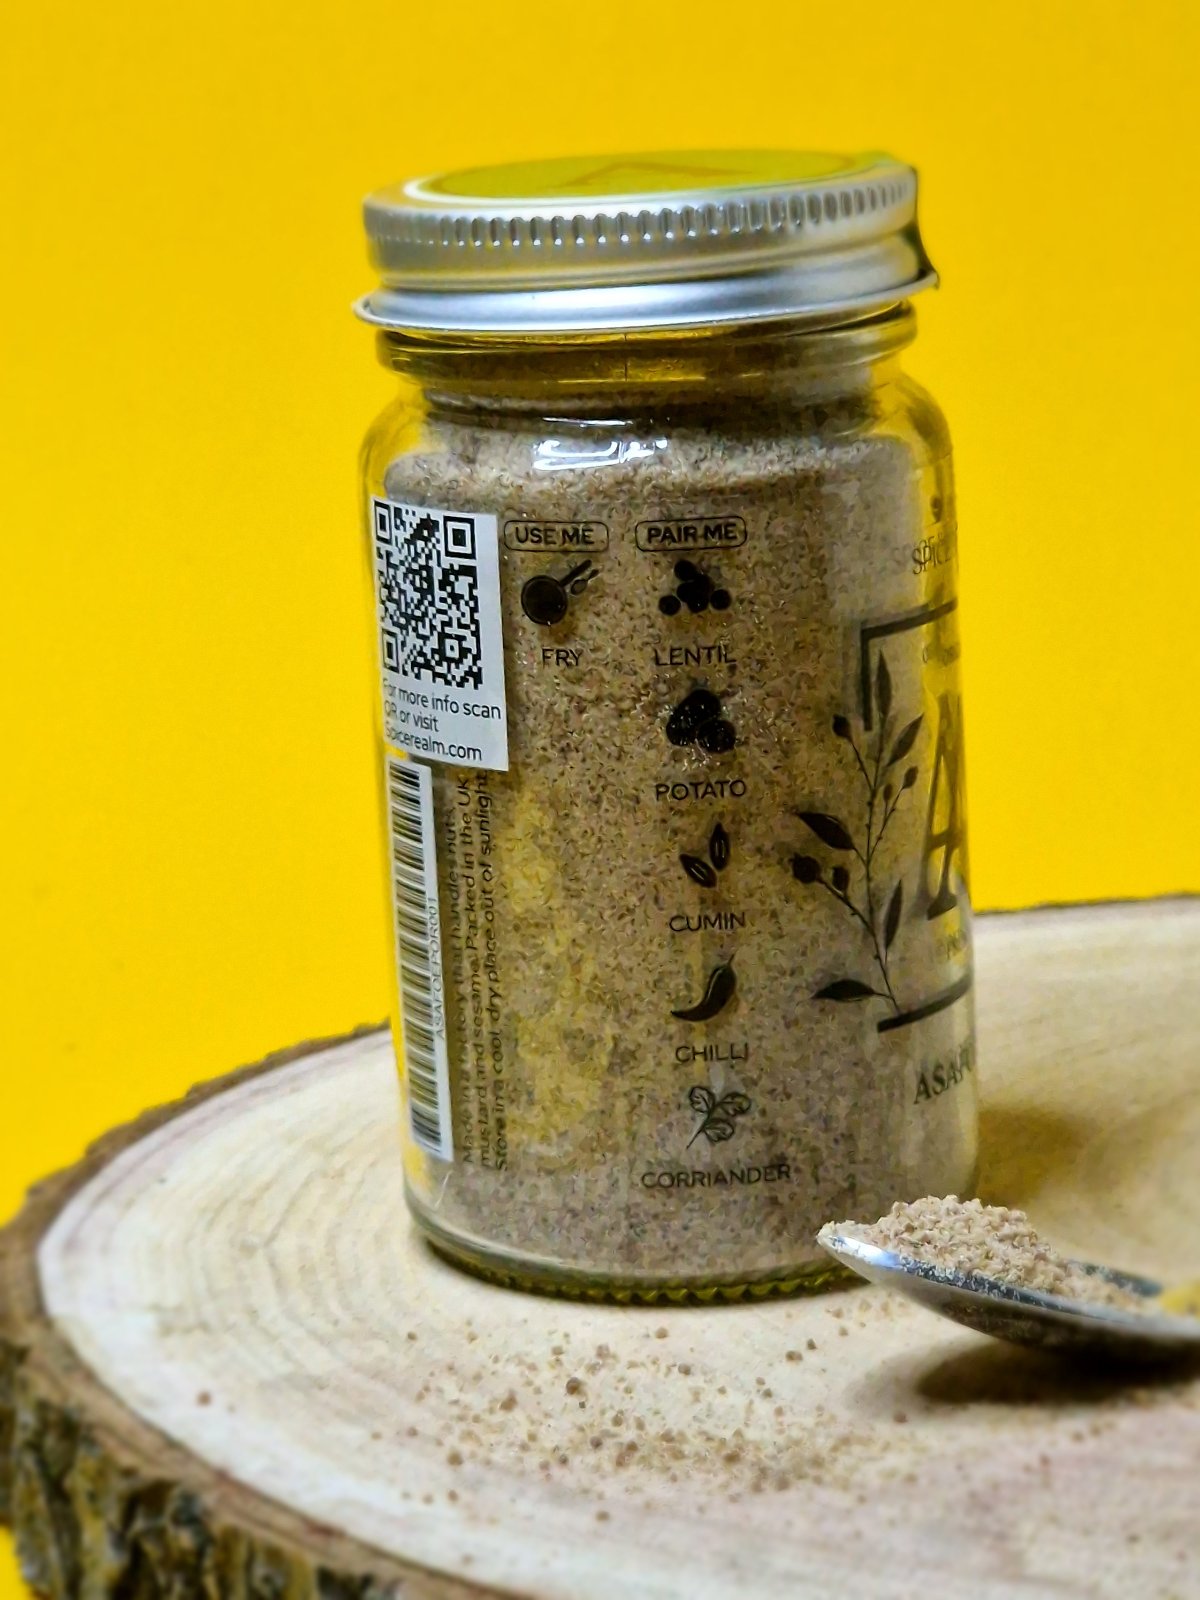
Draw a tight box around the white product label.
[386,756,453,1160]
[372,498,509,771]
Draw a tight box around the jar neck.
[374,305,916,416]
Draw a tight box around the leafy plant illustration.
[791,652,921,1015]
[687,1085,752,1146]
[681,821,730,887]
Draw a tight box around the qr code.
[374,503,483,689]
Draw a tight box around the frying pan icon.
[520,559,599,626]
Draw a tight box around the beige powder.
[366,343,978,1298]
[842,1195,1146,1311]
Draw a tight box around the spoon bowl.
[817,1224,1200,1362]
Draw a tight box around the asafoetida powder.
[842,1195,1146,1311]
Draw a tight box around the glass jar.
[357,152,977,1301]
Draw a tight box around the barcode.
[386,757,453,1160]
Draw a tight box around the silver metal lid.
[356,149,937,337]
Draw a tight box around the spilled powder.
[397,1323,884,1500]
[841,1195,1146,1312]
[381,1298,1200,1517]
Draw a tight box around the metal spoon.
[817,1223,1200,1361]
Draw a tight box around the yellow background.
[2,0,1199,1587]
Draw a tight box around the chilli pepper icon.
[671,960,736,1022]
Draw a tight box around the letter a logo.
[923,692,969,918]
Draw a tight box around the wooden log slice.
[3,904,1200,1600]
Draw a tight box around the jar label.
[371,498,509,771]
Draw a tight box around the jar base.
[407,1192,856,1305]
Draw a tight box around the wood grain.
[4,903,1200,1600]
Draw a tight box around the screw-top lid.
[357,149,936,336]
